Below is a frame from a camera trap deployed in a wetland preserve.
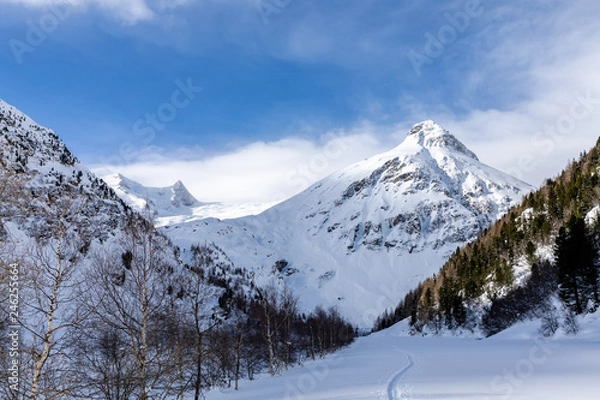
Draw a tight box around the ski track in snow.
[386,350,414,400]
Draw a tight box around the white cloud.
[91,125,393,204]
[2,0,157,24]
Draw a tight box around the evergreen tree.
[556,215,596,314]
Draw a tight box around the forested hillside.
[375,138,600,336]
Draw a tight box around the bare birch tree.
[18,197,94,400]
[86,214,179,400]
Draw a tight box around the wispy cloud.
[91,124,393,204]
[1,0,174,24]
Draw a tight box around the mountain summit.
[162,122,533,327]
[404,120,479,160]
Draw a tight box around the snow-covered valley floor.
[207,313,600,400]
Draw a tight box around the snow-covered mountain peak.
[101,173,201,216]
[404,120,479,160]
[171,180,198,207]
[163,123,532,327]
[1,98,133,249]
[103,173,278,223]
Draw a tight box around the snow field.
[207,315,600,400]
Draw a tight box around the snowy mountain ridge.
[102,173,202,216]
[157,121,533,327]
[0,97,251,321]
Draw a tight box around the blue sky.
[1,0,600,203]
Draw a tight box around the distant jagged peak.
[170,179,198,207]
[102,173,201,212]
[405,120,479,161]
[104,173,193,197]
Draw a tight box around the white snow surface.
[206,311,600,400]
[159,121,533,328]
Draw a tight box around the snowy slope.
[101,173,275,223]
[206,311,600,400]
[1,99,79,172]
[163,121,533,328]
